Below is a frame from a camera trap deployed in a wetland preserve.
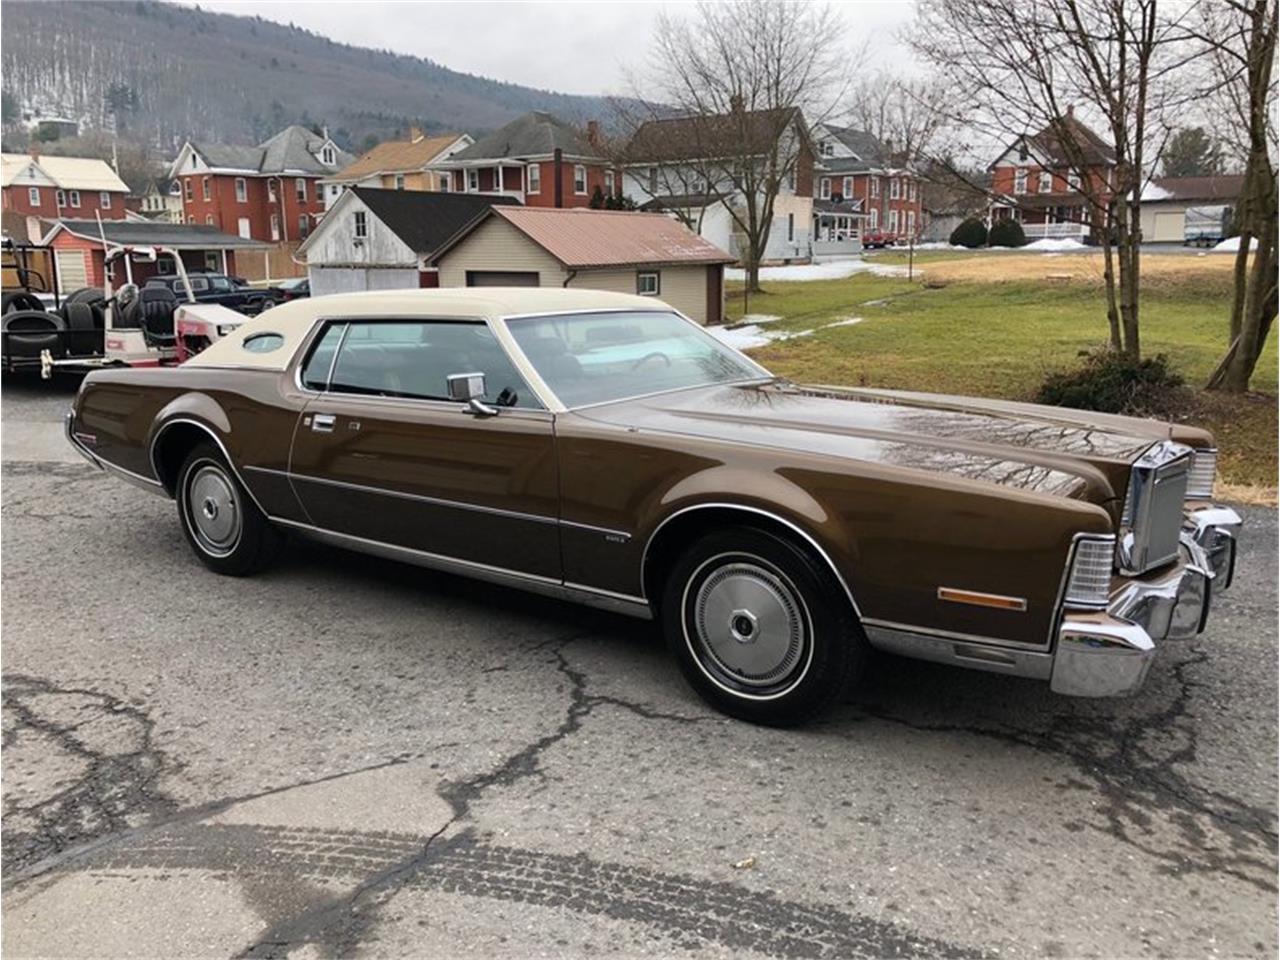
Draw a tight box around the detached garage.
[298,187,517,296]
[431,206,733,324]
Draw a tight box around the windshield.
[506,310,767,408]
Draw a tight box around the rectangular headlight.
[1186,448,1217,500]
[1064,535,1115,607]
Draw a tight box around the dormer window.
[321,145,335,165]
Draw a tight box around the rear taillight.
[1064,535,1116,608]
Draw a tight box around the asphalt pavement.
[2,373,1276,959]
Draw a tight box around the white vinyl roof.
[1,153,130,192]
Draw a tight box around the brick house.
[167,125,353,243]
[1,149,130,221]
[319,128,473,210]
[431,111,612,208]
[988,110,1116,240]
[622,105,815,264]
[810,124,923,245]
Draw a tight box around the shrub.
[1035,350,1187,418]
[988,218,1028,248]
[949,217,988,248]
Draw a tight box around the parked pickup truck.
[144,273,272,315]
[1184,205,1233,247]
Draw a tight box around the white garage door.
[55,249,89,294]
[1152,210,1184,242]
[308,267,417,297]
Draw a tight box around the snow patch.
[726,258,906,282]
[1023,237,1087,251]
[707,316,864,350]
[1214,235,1258,252]
[1141,182,1174,201]
[738,313,783,325]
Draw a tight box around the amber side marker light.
[937,587,1028,612]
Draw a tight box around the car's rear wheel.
[177,442,282,575]
[661,526,866,726]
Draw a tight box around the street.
[2,374,1276,959]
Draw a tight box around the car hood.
[577,380,1175,505]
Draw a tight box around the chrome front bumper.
[1051,504,1242,698]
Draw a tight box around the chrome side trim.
[864,624,1054,681]
[860,617,1046,653]
[640,503,861,617]
[273,518,652,620]
[285,470,559,526]
[560,519,633,540]
[148,417,270,516]
[65,411,167,496]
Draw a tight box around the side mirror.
[446,372,498,417]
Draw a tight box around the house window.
[69,190,81,208]
[842,176,853,198]
[908,181,917,201]
[353,210,367,239]
[889,209,899,233]
[820,177,831,199]
[202,177,210,201]
[100,191,112,208]
[298,214,309,238]
[467,169,479,192]
[235,178,247,202]
[438,171,451,192]
[322,145,335,165]
[295,178,306,202]
[28,187,41,207]
[636,271,660,296]
[191,154,198,169]
[870,177,880,199]
[1039,170,1053,193]
[787,212,795,242]
[1014,168,1028,195]
[820,140,833,157]
[574,164,587,194]
[188,215,195,224]
[1067,170,1081,191]
[526,163,541,195]
[270,213,280,241]
[55,189,65,208]
[395,174,406,190]
[890,178,901,200]
[907,211,916,235]
[267,179,277,202]
[205,214,214,225]
[869,208,879,229]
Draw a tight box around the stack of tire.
[1,287,105,370]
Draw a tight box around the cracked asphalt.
[2,375,1276,958]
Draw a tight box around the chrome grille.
[1119,441,1192,574]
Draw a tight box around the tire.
[63,300,101,355]
[2,310,67,360]
[2,292,45,314]
[661,526,867,726]
[176,442,283,576]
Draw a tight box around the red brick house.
[988,111,1116,240]
[810,124,923,244]
[167,125,353,243]
[431,111,612,208]
[1,149,130,221]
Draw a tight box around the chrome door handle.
[311,414,336,433]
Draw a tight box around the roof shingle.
[447,112,603,163]
[348,187,519,255]
[331,134,465,181]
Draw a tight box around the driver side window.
[318,319,540,408]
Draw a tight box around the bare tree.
[618,0,852,293]
[914,0,1195,360]
[845,73,954,167]
[1194,0,1278,393]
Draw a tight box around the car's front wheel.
[661,526,867,726]
[177,442,282,575]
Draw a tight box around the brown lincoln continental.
[66,288,1242,725]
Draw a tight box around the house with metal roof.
[2,148,131,223]
[430,111,614,209]
[431,206,733,324]
[319,128,473,209]
[166,125,354,244]
[1139,174,1245,243]
[296,187,518,296]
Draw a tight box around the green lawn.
[725,271,1278,488]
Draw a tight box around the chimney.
[409,125,424,143]
[587,120,600,148]
[554,147,564,208]
[28,143,39,161]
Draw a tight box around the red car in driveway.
[862,230,895,249]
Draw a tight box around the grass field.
[725,258,1277,491]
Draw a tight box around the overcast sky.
[186,1,919,97]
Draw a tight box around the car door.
[287,317,562,580]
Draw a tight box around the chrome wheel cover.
[687,556,810,696]
[185,462,241,557]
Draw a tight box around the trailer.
[1184,205,1233,248]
